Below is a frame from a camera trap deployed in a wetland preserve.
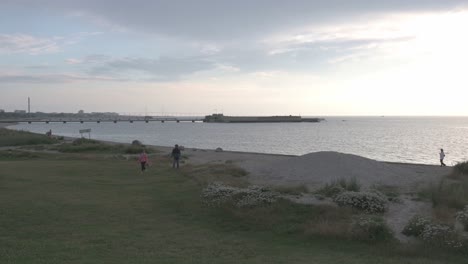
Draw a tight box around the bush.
[454,161,468,176]
[316,178,361,198]
[333,191,387,213]
[58,139,113,153]
[430,180,468,209]
[131,140,142,146]
[72,138,100,146]
[351,215,393,241]
[402,216,431,237]
[402,216,467,250]
[201,183,278,208]
[201,183,240,206]
[420,223,457,246]
[455,206,468,231]
[273,185,309,195]
[124,145,145,154]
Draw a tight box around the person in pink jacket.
[138,149,149,172]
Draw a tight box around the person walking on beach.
[138,149,149,172]
[171,144,181,169]
[439,149,446,167]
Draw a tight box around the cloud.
[88,56,216,81]
[0,73,124,83]
[0,34,60,55]
[260,9,468,66]
[0,32,102,55]
[66,54,111,64]
[4,0,466,41]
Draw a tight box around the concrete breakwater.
[203,114,324,123]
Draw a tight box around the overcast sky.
[1,0,468,115]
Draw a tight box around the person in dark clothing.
[440,149,446,167]
[171,144,181,168]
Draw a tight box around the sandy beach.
[153,145,451,190]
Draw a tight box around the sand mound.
[260,151,425,188]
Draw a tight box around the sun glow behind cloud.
[255,9,468,115]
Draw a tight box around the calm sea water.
[10,117,468,165]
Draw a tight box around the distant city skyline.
[1,1,468,116]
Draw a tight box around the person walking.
[439,149,446,167]
[171,144,181,169]
[138,149,149,172]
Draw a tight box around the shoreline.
[3,123,449,167]
[5,125,451,189]
[0,122,17,128]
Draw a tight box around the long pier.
[0,117,205,124]
[0,114,325,124]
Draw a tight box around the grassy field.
[1,151,467,264]
[0,129,466,263]
[0,128,57,147]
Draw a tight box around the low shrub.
[402,216,431,237]
[57,140,113,153]
[201,183,240,206]
[333,191,387,213]
[55,139,153,154]
[420,223,454,244]
[131,140,142,146]
[317,185,344,198]
[201,183,278,208]
[402,215,467,250]
[234,186,279,208]
[430,180,468,210]
[316,178,361,198]
[454,161,468,176]
[273,185,309,195]
[371,185,400,202]
[124,145,145,154]
[455,206,468,231]
[72,138,100,145]
[351,215,394,241]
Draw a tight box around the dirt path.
[385,196,432,242]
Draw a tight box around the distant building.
[0,109,4,113]
[14,110,26,114]
[78,110,84,114]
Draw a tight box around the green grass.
[51,138,156,154]
[1,153,467,263]
[0,128,57,146]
